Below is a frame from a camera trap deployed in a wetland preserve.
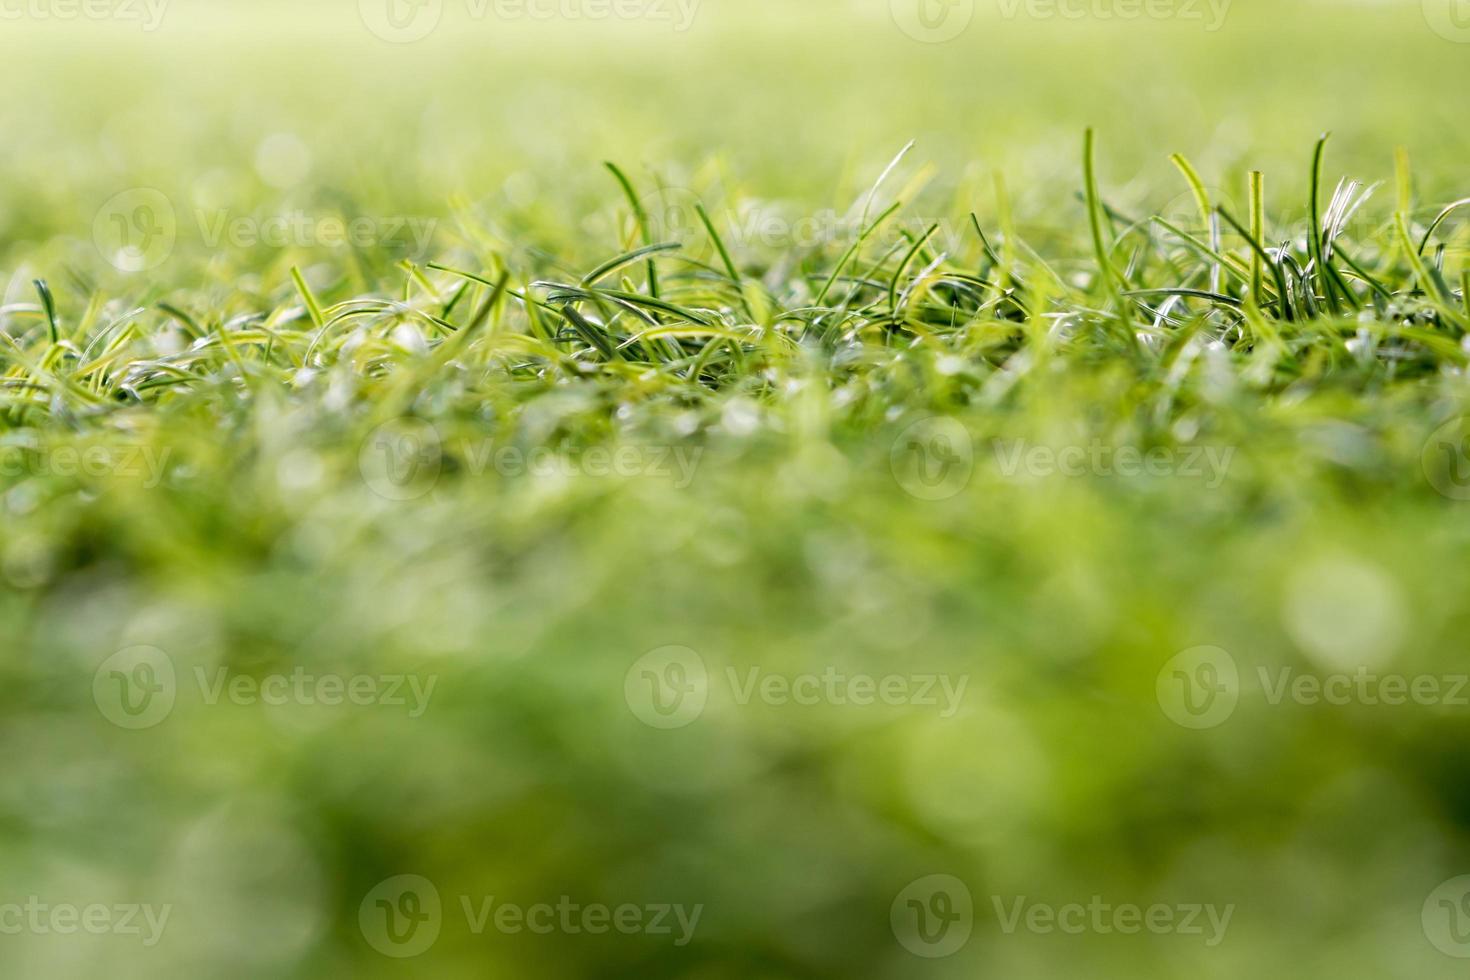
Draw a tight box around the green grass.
[7,2,1470,977]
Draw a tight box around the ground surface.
[4,1,1470,976]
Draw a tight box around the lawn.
[3,0,1470,976]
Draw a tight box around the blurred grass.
[4,0,1470,977]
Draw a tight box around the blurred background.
[4,0,1470,977]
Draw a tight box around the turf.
[6,2,1470,977]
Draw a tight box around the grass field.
[5,0,1470,976]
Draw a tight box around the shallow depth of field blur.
[5,0,1470,977]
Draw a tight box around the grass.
[7,2,1470,977]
